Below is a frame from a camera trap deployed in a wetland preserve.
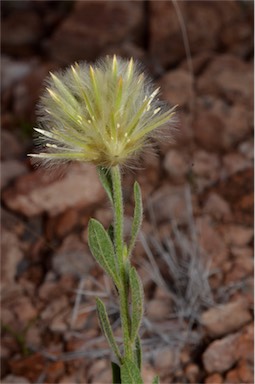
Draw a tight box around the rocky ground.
[1,1,254,383]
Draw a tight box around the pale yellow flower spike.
[28,56,176,167]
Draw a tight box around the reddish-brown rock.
[196,216,228,268]
[222,225,253,247]
[149,1,251,68]
[1,229,23,297]
[148,185,190,224]
[205,373,223,384]
[193,97,251,151]
[1,160,28,189]
[47,1,144,63]
[52,234,94,277]
[3,164,105,217]
[163,149,189,183]
[158,69,194,108]
[203,323,253,374]
[1,130,24,161]
[197,55,253,108]
[223,152,252,176]
[203,332,240,373]
[200,299,252,338]
[192,150,221,191]
[1,11,43,56]
[2,375,30,384]
[203,193,231,221]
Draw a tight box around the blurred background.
[1,1,254,383]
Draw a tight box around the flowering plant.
[29,56,175,383]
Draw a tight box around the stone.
[3,163,105,217]
[94,207,113,229]
[46,361,65,382]
[197,55,253,108]
[38,280,62,301]
[1,229,23,296]
[200,299,252,338]
[149,1,250,68]
[231,246,253,259]
[40,296,69,322]
[49,313,68,333]
[203,324,253,374]
[13,63,56,121]
[1,56,36,92]
[25,327,41,349]
[236,359,254,383]
[153,347,176,371]
[163,149,189,183]
[221,17,253,58]
[192,150,221,191]
[88,359,108,382]
[146,299,171,321]
[1,10,43,56]
[12,296,37,324]
[59,375,79,384]
[224,359,254,384]
[228,254,254,281]
[203,332,240,373]
[238,323,254,363]
[158,69,194,108]
[205,373,223,384]
[203,193,231,221]
[1,130,24,160]
[224,369,241,384]
[193,98,250,151]
[222,225,253,247]
[55,209,79,237]
[239,140,254,160]
[184,363,200,383]
[52,235,94,277]
[1,375,30,384]
[8,353,45,383]
[223,153,252,175]
[196,216,228,268]
[92,367,112,384]
[142,365,158,383]
[1,160,28,189]
[148,185,189,224]
[47,1,144,63]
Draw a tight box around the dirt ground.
[1,1,254,383]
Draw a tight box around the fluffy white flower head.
[29,55,176,168]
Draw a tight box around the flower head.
[29,56,175,168]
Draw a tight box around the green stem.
[111,165,124,266]
[111,165,132,360]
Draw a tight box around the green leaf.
[134,336,142,371]
[97,166,113,203]
[128,182,143,257]
[96,298,122,363]
[121,358,143,384]
[88,219,120,287]
[111,361,121,384]
[152,375,160,384]
[129,267,144,343]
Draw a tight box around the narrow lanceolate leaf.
[128,182,143,257]
[129,267,144,343]
[97,166,113,203]
[96,298,122,363]
[121,358,143,384]
[152,376,160,384]
[134,336,142,371]
[88,219,120,287]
